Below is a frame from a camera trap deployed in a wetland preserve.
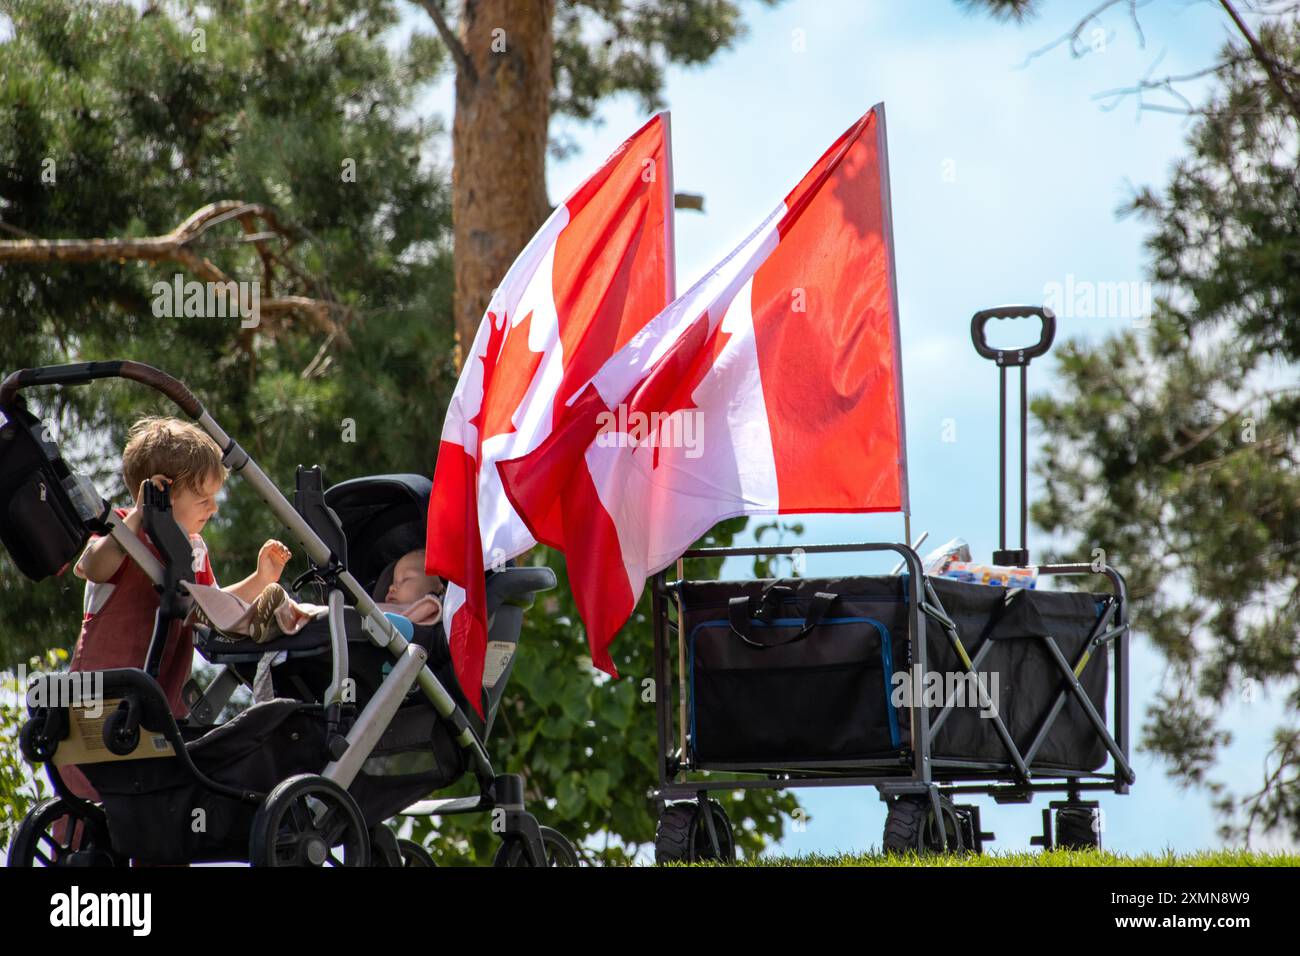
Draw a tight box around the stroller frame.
[650,542,1135,853]
[1,360,557,865]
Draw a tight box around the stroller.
[0,360,575,867]
[649,307,1136,859]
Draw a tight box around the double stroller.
[0,360,575,866]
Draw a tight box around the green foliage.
[955,0,1038,24]
[752,519,805,578]
[0,649,60,852]
[0,0,457,665]
[1030,24,1300,842]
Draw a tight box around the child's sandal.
[249,583,287,643]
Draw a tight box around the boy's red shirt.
[63,508,216,803]
[69,507,216,717]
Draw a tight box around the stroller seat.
[191,564,556,740]
[193,553,554,665]
[194,621,340,662]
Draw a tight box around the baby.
[375,548,442,627]
[384,548,443,605]
[202,547,443,643]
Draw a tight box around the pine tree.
[1029,23,1300,842]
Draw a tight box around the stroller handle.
[970,306,1056,366]
[0,361,204,418]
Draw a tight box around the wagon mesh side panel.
[927,577,1109,771]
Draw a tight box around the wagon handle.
[727,590,837,648]
[970,306,1056,367]
[969,305,1056,567]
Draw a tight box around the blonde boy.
[70,417,292,717]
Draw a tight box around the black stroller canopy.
[324,473,430,595]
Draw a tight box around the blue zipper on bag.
[687,614,902,752]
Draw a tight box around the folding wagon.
[648,307,1136,859]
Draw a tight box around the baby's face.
[387,551,439,605]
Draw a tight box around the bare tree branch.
[0,201,276,264]
[1160,387,1300,464]
[1127,0,1147,47]
[414,0,476,84]
[0,220,37,240]
[1093,55,1250,115]
[1016,0,1299,124]
[0,201,352,344]
[1019,0,1139,67]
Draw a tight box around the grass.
[683,848,1300,866]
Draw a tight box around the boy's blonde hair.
[122,417,227,499]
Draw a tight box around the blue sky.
[467,0,1296,857]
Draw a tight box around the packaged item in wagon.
[921,537,972,575]
[940,561,1038,589]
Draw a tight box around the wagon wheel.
[654,800,736,864]
[1055,805,1102,850]
[882,794,965,855]
[7,797,124,867]
[493,826,579,867]
[249,774,370,867]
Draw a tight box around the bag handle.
[727,589,838,649]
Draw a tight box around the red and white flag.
[426,114,675,715]
[497,104,907,674]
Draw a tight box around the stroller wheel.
[367,825,438,867]
[18,713,58,763]
[492,826,579,867]
[249,774,370,867]
[654,800,736,864]
[882,794,966,855]
[397,839,437,867]
[7,797,123,867]
[102,703,141,757]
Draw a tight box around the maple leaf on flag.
[468,310,544,451]
[624,309,732,468]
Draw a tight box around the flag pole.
[675,556,687,777]
[660,110,678,302]
[875,102,911,531]
[660,111,686,772]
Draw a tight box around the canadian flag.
[497,104,907,674]
[426,114,675,715]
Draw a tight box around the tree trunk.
[452,0,555,368]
